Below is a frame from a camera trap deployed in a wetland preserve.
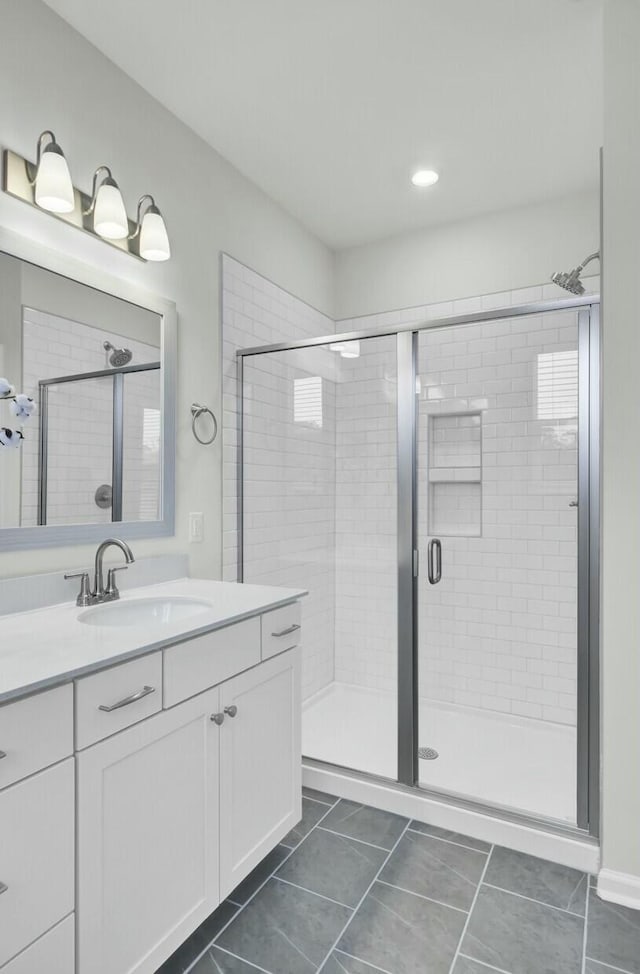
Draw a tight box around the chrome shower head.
[104,340,133,368]
[550,269,585,295]
[551,251,600,295]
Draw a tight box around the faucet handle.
[105,565,128,600]
[64,571,93,607]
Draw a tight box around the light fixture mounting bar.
[2,148,145,261]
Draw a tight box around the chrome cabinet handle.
[224,705,238,718]
[271,624,301,638]
[211,713,225,725]
[0,750,7,760]
[0,882,8,895]
[427,539,442,585]
[98,685,155,712]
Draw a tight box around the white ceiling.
[43,0,603,250]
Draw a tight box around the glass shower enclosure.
[237,296,600,837]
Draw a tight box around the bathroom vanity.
[0,578,305,974]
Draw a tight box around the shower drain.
[418,746,439,760]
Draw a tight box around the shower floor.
[303,681,577,824]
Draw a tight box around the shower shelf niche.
[427,412,482,538]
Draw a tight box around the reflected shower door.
[416,309,582,823]
[241,334,399,779]
[39,375,113,526]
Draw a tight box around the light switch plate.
[188,512,204,543]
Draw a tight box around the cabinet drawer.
[1,914,74,974]
[0,684,73,791]
[0,760,75,967]
[261,602,302,660]
[75,654,163,750]
[164,618,261,707]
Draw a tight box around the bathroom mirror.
[0,235,176,550]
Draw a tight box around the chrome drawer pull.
[0,750,7,760]
[271,624,301,638]
[224,705,238,718]
[98,685,156,712]
[0,882,8,895]
[211,713,225,725]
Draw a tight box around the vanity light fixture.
[130,195,171,262]
[2,131,172,262]
[85,166,128,240]
[411,169,439,188]
[32,131,75,213]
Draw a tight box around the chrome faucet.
[65,538,135,607]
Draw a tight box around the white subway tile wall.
[223,258,598,726]
[333,337,398,695]
[21,309,160,526]
[416,313,579,726]
[222,256,336,699]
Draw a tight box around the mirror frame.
[0,226,176,550]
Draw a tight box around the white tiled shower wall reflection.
[223,255,598,726]
[21,309,160,526]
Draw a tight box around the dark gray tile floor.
[156,788,640,974]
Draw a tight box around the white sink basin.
[78,596,214,628]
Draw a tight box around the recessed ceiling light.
[411,169,439,188]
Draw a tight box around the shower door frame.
[236,294,601,839]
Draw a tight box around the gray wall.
[334,192,599,319]
[601,0,640,889]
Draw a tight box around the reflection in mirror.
[0,251,162,530]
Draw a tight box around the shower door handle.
[427,539,442,585]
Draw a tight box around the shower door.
[413,306,596,827]
[241,334,399,779]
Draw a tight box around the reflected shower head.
[550,268,585,295]
[104,340,133,367]
[551,251,600,295]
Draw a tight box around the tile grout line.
[407,826,491,855]
[333,947,395,974]
[457,953,513,974]
[447,843,495,974]
[581,867,590,974]
[375,879,468,914]
[210,943,274,974]
[317,824,392,852]
[302,793,340,808]
[583,959,637,974]
[272,874,353,910]
[314,819,413,974]
[482,881,587,919]
[180,794,340,974]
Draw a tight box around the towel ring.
[191,403,218,445]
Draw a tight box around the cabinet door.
[0,915,74,974]
[0,760,74,967]
[219,648,301,899]
[77,686,221,974]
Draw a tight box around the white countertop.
[0,578,306,705]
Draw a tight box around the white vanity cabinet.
[219,649,301,898]
[0,595,302,974]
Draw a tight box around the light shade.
[139,206,170,261]
[93,179,128,239]
[411,169,439,188]
[34,144,74,213]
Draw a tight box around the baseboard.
[597,868,640,910]
[303,762,600,874]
